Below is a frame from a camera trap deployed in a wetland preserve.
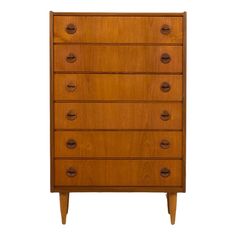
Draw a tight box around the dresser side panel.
[50,11,55,192]
[182,12,187,192]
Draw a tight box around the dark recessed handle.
[66,139,77,149]
[160,111,170,121]
[66,53,77,63]
[160,53,171,64]
[66,110,77,121]
[66,82,77,92]
[66,167,77,177]
[160,24,171,35]
[65,24,77,34]
[160,82,171,92]
[160,140,170,149]
[160,168,171,177]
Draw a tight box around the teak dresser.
[50,12,187,225]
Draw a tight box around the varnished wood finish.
[167,193,170,214]
[54,45,182,73]
[54,16,183,43]
[54,186,184,192]
[55,160,183,186]
[59,192,69,224]
[54,13,185,16]
[54,131,182,158]
[54,74,182,101]
[50,12,187,225]
[167,192,177,224]
[54,102,182,130]
[182,12,187,192]
[50,12,55,192]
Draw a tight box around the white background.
[0,0,236,235]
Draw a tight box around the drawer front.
[54,74,182,101]
[54,103,182,130]
[54,45,182,73]
[54,160,183,186]
[54,16,183,43]
[54,131,182,158]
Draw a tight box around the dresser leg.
[59,192,70,224]
[166,193,170,214]
[166,192,177,225]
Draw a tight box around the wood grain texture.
[50,11,55,192]
[54,102,182,130]
[54,74,182,101]
[54,131,182,158]
[59,192,69,224]
[167,192,177,224]
[182,12,187,192]
[54,160,183,186]
[54,16,183,43]
[53,186,185,192]
[53,13,185,17]
[50,12,187,225]
[54,45,182,73]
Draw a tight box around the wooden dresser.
[50,12,187,225]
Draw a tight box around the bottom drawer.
[54,160,183,187]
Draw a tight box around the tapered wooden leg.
[166,192,177,225]
[66,193,70,214]
[166,193,170,214]
[60,192,69,224]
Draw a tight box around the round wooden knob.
[66,82,77,92]
[160,168,171,177]
[66,110,77,121]
[160,24,171,35]
[65,24,77,34]
[66,139,77,149]
[66,53,77,63]
[160,140,170,149]
[160,82,171,92]
[161,53,171,64]
[160,111,170,121]
[66,167,77,177]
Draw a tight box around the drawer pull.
[160,140,170,149]
[66,167,77,177]
[160,111,170,121]
[160,82,171,92]
[66,82,77,92]
[66,53,77,63]
[160,24,171,35]
[65,24,77,34]
[160,168,171,177]
[66,139,77,149]
[66,111,77,121]
[160,53,171,64]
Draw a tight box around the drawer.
[54,45,182,73]
[54,74,183,101]
[54,131,182,158]
[54,16,183,43]
[54,160,183,186]
[54,103,182,130]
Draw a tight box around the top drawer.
[53,16,183,44]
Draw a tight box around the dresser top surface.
[51,12,186,17]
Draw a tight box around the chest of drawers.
[50,12,187,225]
